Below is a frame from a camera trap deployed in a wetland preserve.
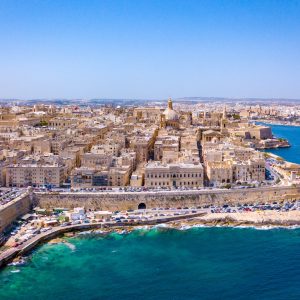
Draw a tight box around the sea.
[262,123,300,164]
[1,123,300,300]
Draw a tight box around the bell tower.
[168,97,173,109]
[160,114,166,128]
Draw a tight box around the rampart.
[0,192,31,233]
[33,186,300,211]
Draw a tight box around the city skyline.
[0,0,300,99]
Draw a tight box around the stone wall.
[0,192,31,233]
[33,186,300,211]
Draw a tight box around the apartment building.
[6,164,65,187]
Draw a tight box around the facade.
[71,167,108,188]
[232,159,265,182]
[108,166,131,186]
[6,164,65,187]
[81,152,113,169]
[206,161,233,186]
[145,162,204,188]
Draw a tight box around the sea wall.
[33,186,300,211]
[0,192,31,233]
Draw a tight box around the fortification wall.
[33,186,300,211]
[0,193,31,233]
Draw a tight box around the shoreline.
[3,210,300,270]
[255,120,300,127]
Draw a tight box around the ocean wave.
[67,223,300,240]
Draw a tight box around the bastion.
[33,186,300,211]
[0,192,31,233]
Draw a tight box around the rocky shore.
[3,210,300,270]
[172,210,300,228]
[68,211,300,235]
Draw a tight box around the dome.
[163,98,179,121]
[163,107,179,121]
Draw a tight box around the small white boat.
[10,269,20,273]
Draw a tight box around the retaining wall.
[0,193,31,233]
[33,186,300,211]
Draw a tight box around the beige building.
[202,130,223,145]
[232,159,265,183]
[133,107,162,122]
[206,161,233,186]
[81,152,113,169]
[145,162,204,188]
[6,164,65,187]
[154,135,179,161]
[48,118,79,129]
[108,166,131,186]
[71,167,108,188]
[206,158,265,186]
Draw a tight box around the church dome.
[163,98,179,121]
[163,107,179,121]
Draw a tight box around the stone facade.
[0,193,31,233]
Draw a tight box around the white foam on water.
[64,242,76,251]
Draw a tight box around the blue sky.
[0,0,300,99]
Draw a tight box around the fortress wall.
[0,193,31,233]
[33,186,300,211]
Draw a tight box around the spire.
[168,97,173,109]
[222,105,227,119]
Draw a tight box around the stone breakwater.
[34,186,300,210]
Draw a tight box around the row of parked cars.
[0,189,24,206]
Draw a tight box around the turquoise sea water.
[1,227,300,300]
[263,123,300,164]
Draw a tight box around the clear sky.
[0,0,300,100]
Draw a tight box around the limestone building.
[144,162,204,188]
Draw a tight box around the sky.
[0,0,300,100]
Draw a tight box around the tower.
[222,105,227,119]
[168,97,173,109]
[160,114,166,128]
[221,105,228,134]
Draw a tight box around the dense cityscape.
[0,98,297,191]
[2,0,300,298]
[2,98,300,268]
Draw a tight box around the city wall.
[33,186,300,211]
[0,192,31,233]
